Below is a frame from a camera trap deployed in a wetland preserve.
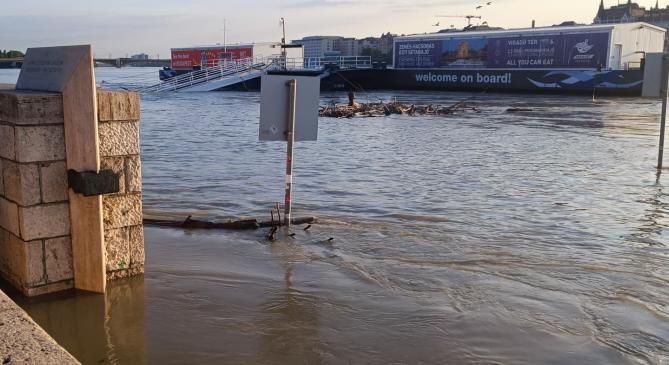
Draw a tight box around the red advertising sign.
[171,47,253,70]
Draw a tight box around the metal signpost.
[259,74,320,228]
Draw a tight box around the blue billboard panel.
[487,32,609,68]
[562,32,610,68]
[440,38,487,68]
[394,31,610,69]
[395,40,441,68]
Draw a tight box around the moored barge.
[319,22,665,95]
[152,22,665,96]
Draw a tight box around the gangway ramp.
[139,58,273,93]
[137,56,373,93]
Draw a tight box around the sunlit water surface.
[1,68,669,364]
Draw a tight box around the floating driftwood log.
[144,216,316,231]
[319,100,480,118]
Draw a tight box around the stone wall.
[0,89,144,296]
[98,91,144,280]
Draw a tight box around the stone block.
[103,194,142,229]
[126,155,142,193]
[101,156,126,194]
[40,161,69,203]
[128,225,145,268]
[25,240,45,287]
[105,227,129,272]
[24,280,74,297]
[0,124,14,160]
[0,197,20,237]
[14,125,66,163]
[0,232,44,290]
[0,90,64,125]
[3,161,41,206]
[97,90,140,122]
[98,121,140,157]
[0,228,24,288]
[45,236,73,283]
[19,203,71,241]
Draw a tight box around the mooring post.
[658,54,669,170]
[284,79,297,227]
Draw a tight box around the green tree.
[7,50,24,58]
[0,50,24,59]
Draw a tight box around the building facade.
[292,33,396,60]
[291,36,343,58]
[131,53,150,60]
[594,0,669,30]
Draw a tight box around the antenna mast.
[280,18,287,69]
[223,18,228,53]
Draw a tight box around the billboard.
[395,41,442,68]
[487,32,609,68]
[171,47,254,70]
[441,38,488,68]
[394,31,610,69]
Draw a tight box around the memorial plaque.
[259,75,320,142]
[16,45,91,92]
[16,44,107,294]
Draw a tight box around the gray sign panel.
[259,75,320,142]
[16,45,91,92]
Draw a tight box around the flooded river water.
[1,68,669,364]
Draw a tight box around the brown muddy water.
[1,69,669,364]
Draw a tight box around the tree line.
[0,50,25,59]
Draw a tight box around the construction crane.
[435,15,482,27]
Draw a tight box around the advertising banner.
[394,31,610,70]
[487,32,609,68]
[171,47,254,70]
[440,38,487,68]
[395,41,442,68]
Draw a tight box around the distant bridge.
[94,58,171,68]
[0,57,170,69]
[0,58,23,69]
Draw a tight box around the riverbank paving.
[0,289,79,364]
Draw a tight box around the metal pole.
[284,79,297,227]
[281,18,287,71]
[659,54,669,170]
[223,18,227,54]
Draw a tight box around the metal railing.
[139,56,373,93]
[140,57,273,92]
[292,56,372,70]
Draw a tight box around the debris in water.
[267,226,278,241]
[506,107,533,113]
[319,100,479,118]
[304,224,312,231]
[143,216,316,230]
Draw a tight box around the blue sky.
[0,0,664,57]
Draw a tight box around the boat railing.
[275,56,372,71]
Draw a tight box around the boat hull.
[321,68,644,96]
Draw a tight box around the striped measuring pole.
[284,79,297,227]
